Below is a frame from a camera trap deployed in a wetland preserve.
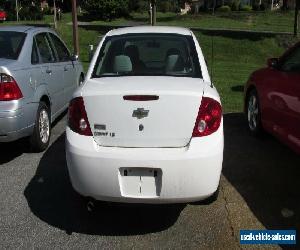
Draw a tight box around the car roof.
[0,25,54,34]
[107,26,192,36]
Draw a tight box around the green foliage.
[240,5,252,11]
[42,6,52,15]
[157,0,180,13]
[252,0,261,11]
[128,0,140,12]
[0,0,7,9]
[82,0,129,21]
[260,2,267,10]
[158,1,173,13]
[19,5,44,20]
[136,1,149,13]
[217,5,231,12]
[231,0,240,11]
[128,0,180,13]
[18,1,44,20]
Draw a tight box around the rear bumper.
[66,123,224,204]
[0,102,34,142]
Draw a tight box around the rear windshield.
[0,31,27,60]
[92,33,202,78]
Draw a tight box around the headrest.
[113,55,132,73]
[166,48,181,57]
[165,54,184,72]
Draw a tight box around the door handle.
[64,66,68,72]
[46,69,52,74]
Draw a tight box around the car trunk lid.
[82,76,205,148]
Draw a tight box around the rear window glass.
[92,33,202,78]
[0,31,26,60]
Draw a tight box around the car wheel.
[247,89,263,135]
[30,102,51,152]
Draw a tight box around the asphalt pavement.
[0,113,299,249]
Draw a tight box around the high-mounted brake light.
[68,97,92,136]
[0,73,23,101]
[123,95,159,101]
[192,97,222,137]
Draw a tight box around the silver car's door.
[48,32,77,105]
[35,32,64,117]
[28,37,44,124]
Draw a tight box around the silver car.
[0,26,84,151]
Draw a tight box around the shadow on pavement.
[0,138,30,164]
[24,133,185,236]
[223,113,300,241]
[24,112,300,237]
[0,111,67,165]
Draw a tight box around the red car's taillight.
[68,97,92,136]
[0,73,23,101]
[192,97,222,137]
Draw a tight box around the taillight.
[192,97,222,137]
[68,97,92,136]
[0,74,23,101]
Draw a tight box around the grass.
[195,32,284,112]
[55,22,102,70]
[77,10,295,33]
[0,11,295,112]
[157,11,295,33]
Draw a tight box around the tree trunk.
[16,0,19,21]
[271,0,274,10]
[212,0,216,15]
[282,0,287,10]
[53,0,57,29]
[294,0,300,37]
[150,0,156,26]
[71,0,79,55]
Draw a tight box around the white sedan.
[66,26,223,204]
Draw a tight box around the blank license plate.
[119,168,162,198]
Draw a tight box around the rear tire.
[246,89,263,136]
[30,102,51,152]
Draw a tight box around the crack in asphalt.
[220,182,242,250]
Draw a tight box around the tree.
[150,0,156,25]
[17,0,43,21]
[82,0,129,20]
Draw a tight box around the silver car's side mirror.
[71,54,79,61]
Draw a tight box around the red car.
[244,42,300,154]
[0,9,7,21]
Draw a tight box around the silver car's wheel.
[39,109,50,144]
[30,102,51,152]
[247,89,262,135]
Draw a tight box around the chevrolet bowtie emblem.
[132,108,149,119]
